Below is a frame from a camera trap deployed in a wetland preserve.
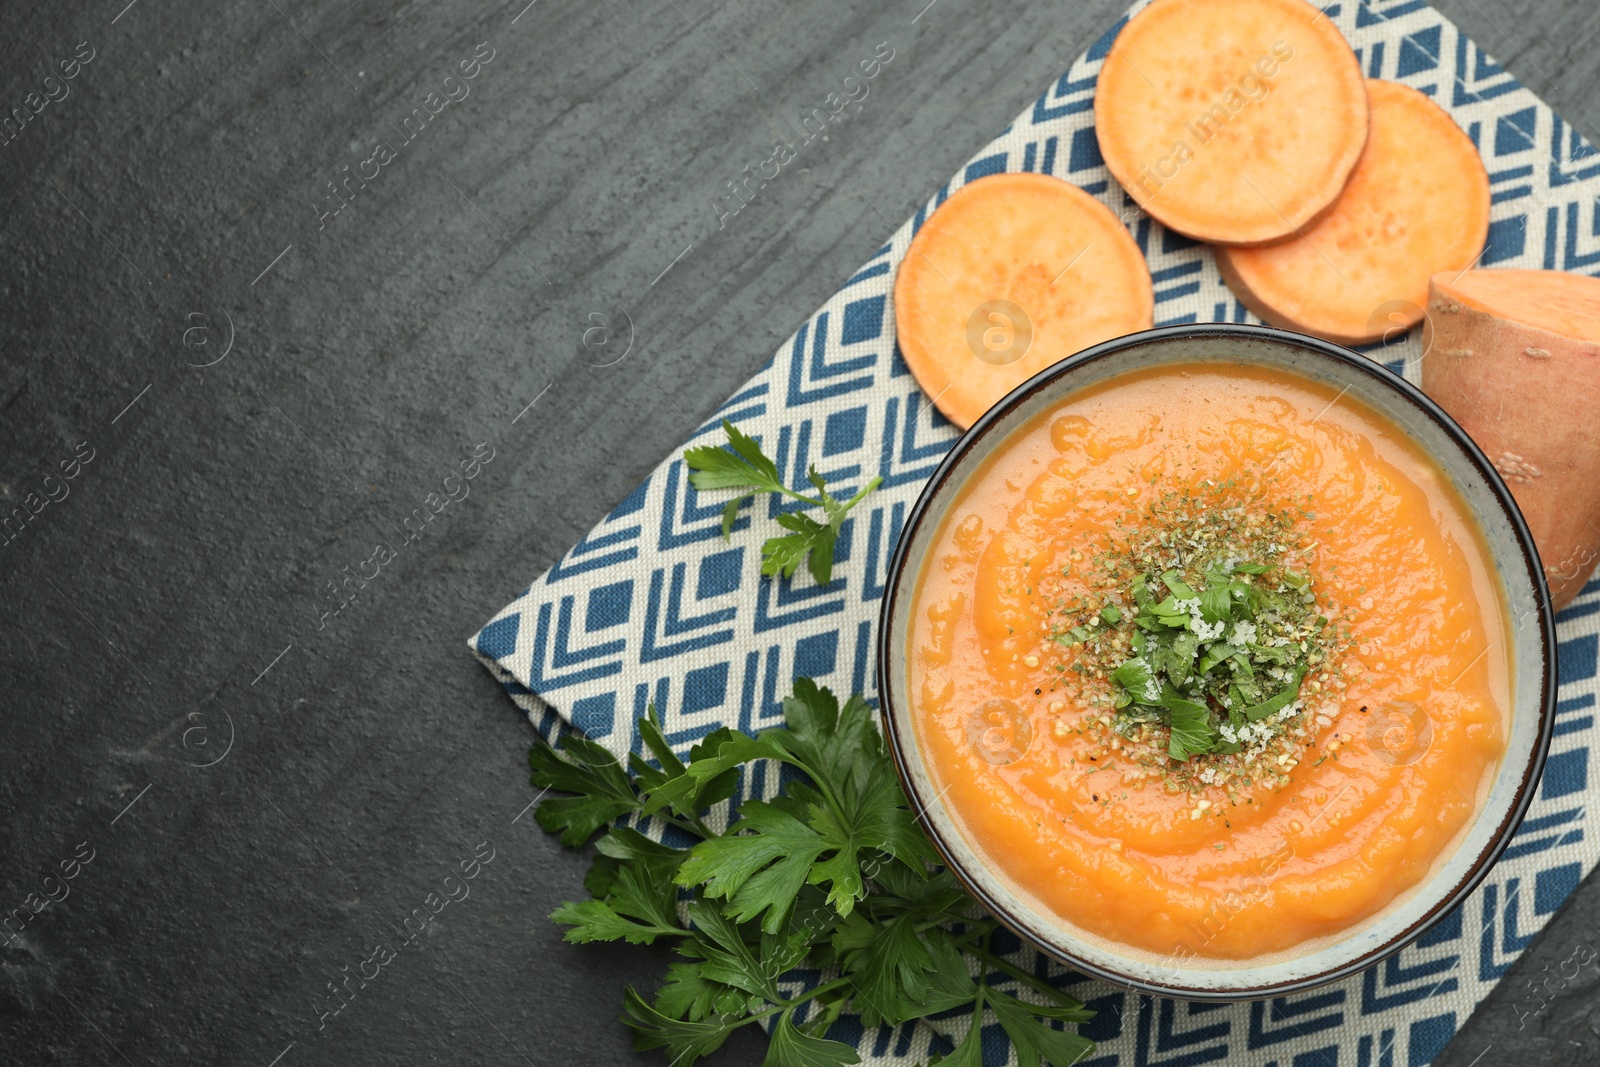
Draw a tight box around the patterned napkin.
[471,1,1600,1062]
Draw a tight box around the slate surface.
[1,0,1596,1064]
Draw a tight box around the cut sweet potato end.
[1094,0,1368,245]
[893,173,1153,430]
[1433,269,1600,342]
[1420,271,1600,609]
[1216,79,1489,346]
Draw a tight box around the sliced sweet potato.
[1420,269,1600,608]
[893,172,1153,430]
[1094,0,1368,246]
[1216,80,1490,345]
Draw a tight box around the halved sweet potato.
[1094,0,1368,245]
[1216,80,1490,345]
[893,172,1153,430]
[1420,269,1600,608]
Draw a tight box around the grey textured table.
[2,0,1598,1064]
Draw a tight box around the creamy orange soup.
[908,363,1508,959]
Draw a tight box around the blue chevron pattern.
[471,0,1600,1062]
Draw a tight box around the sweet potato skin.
[1217,252,1394,347]
[1420,273,1600,609]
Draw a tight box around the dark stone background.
[1,0,1596,1063]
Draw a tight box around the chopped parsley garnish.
[1108,558,1320,761]
[1039,482,1354,791]
[531,680,1096,1065]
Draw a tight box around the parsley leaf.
[553,828,687,945]
[655,960,748,1022]
[681,419,784,493]
[764,511,837,585]
[684,420,881,587]
[681,900,787,1003]
[837,913,975,1026]
[1243,667,1307,722]
[632,709,739,831]
[1164,692,1215,761]
[1199,576,1234,623]
[677,799,830,933]
[528,734,641,847]
[622,986,742,1064]
[764,1010,861,1067]
[1197,641,1240,676]
[1161,570,1197,599]
[549,897,679,946]
[990,990,1096,1067]
[1164,631,1199,689]
[1110,655,1159,706]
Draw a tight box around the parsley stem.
[801,994,846,1037]
[971,947,1083,1006]
[918,917,994,940]
[837,475,883,517]
[776,473,881,519]
[652,810,715,840]
[776,975,853,1013]
[774,485,828,509]
[716,977,853,1036]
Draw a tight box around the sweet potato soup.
[908,362,1508,960]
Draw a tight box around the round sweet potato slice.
[1216,80,1490,345]
[893,172,1154,430]
[1094,0,1368,245]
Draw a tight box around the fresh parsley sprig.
[530,680,1096,1067]
[683,420,882,586]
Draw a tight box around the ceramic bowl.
[876,323,1557,999]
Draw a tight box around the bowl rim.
[874,322,1558,1001]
